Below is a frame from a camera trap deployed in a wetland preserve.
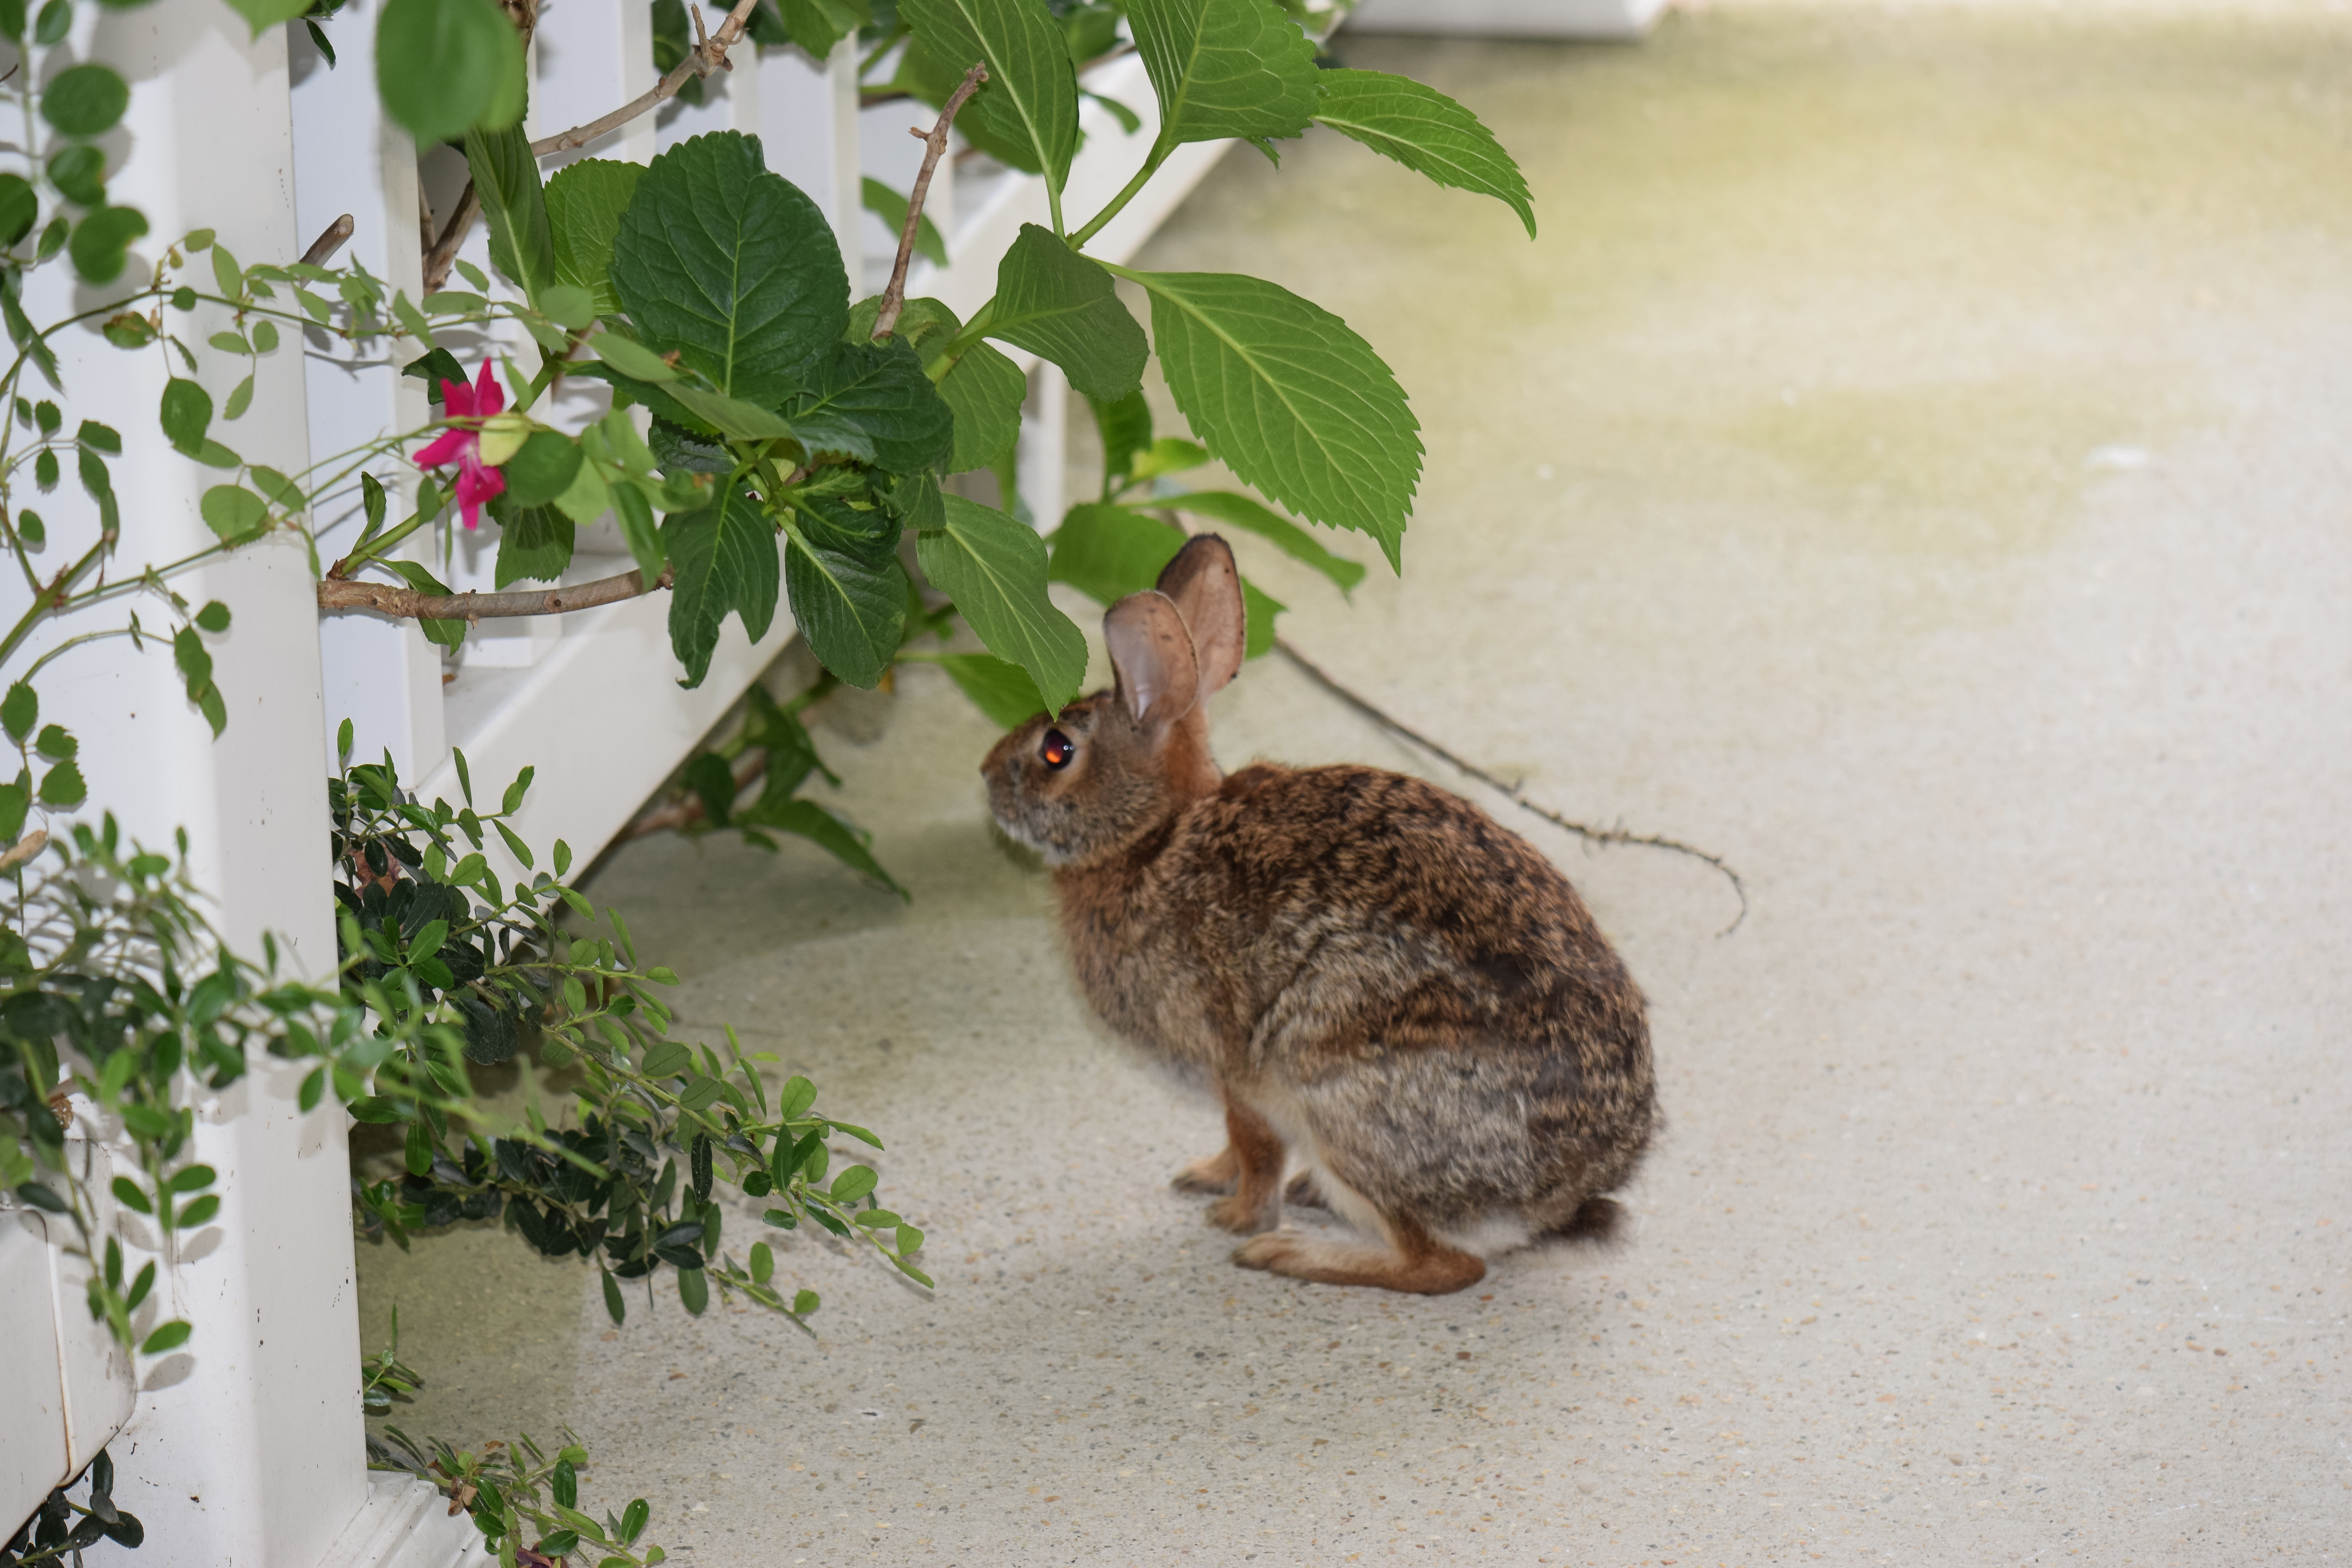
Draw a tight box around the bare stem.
[529,0,764,157]
[872,62,989,341]
[421,183,480,294]
[1271,637,1750,935]
[317,564,673,621]
[301,214,356,268]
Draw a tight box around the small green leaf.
[1312,69,1535,239]
[175,1193,221,1229]
[1,684,33,742]
[586,331,678,383]
[222,0,314,36]
[200,485,268,539]
[791,1288,819,1316]
[111,1176,152,1214]
[501,432,584,509]
[917,495,1087,713]
[45,146,103,207]
[140,1320,192,1355]
[601,1269,626,1325]
[677,1265,710,1315]
[32,722,73,761]
[42,63,132,138]
[37,758,84,806]
[160,378,213,455]
[67,207,149,286]
[374,0,524,145]
[0,174,36,245]
[829,1164,878,1202]
[749,1240,774,1283]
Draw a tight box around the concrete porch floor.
[357,4,2351,1562]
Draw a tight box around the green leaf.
[464,122,557,305]
[1312,69,1535,239]
[859,177,947,269]
[677,1265,708,1314]
[386,561,467,648]
[749,1240,774,1283]
[195,600,231,634]
[664,384,797,443]
[546,159,643,318]
[779,504,906,688]
[1089,390,1151,491]
[1,682,34,743]
[662,484,781,688]
[986,224,1147,401]
[1126,0,1319,153]
[0,175,35,245]
[111,1176,151,1214]
[743,798,904,895]
[41,63,130,138]
[160,378,213,456]
[829,1163,878,1202]
[47,146,104,208]
[900,0,1078,197]
[939,340,1026,474]
[601,1269,625,1325]
[1154,491,1363,592]
[775,0,871,57]
[1241,575,1281,659]
[199,485,268,540]
[33,723,73,761]
[1114,266,1420,567]
[611,485,664,584]
[375,0,523,145]
[223,0,314,36]
[916,495,1087,713]
[0,783,26,845]
[930,652,1049,729]
[586,332,677,383]
[502,431,583,508]
[1046,501,1183,604]
[786,339,955,471]
[68,207,148,286]
[611,131,848,403]
[140,1320,192,1355]
[492,503,575,587]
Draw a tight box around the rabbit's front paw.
[1172,1146,1238,1194]
[1207,1192,1279,1234]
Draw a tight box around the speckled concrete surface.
[357,5,2352,1563]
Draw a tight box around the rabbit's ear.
[1105,590,1201,732]
[1155,534,1245,701]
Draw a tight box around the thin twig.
[1272,636,1749,935]
[421,183,479,293]
[872,62,989,340]
[529,0,762,156]
[301,214,356,267]
[317,564,672,621]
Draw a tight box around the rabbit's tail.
[1546,1195,1624,1244]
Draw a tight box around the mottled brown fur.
[983,537,1655,1295]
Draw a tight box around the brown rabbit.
[982,535,1655,1294]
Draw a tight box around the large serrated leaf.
[1127,0,1319,153]
[787,339,956,471]
[918,496,1088,712]
[662,485,782,687]
[1312,69,1535,239]
[546,159,644,316]
[492,502,576,587]
[987,224,1147,401]
[900,0,1079,197]
[611,132,847,403]
[1114,266,1419,567]
[780,501,907,688]
[939,340,1026,473]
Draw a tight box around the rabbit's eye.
[1040,728,1075,769]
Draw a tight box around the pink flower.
[412,360,508,529]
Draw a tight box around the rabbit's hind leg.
[1233,1206,1485,1296]
[1204,1097,1287,1234]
